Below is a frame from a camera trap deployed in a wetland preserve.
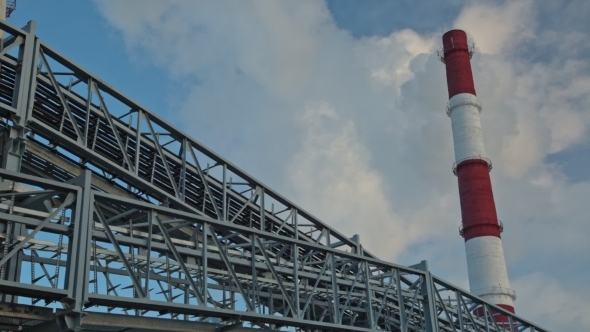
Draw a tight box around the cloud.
[95,0,590,330]
[289,102,404,256]
[366,29,436,90]
[513,272,590,329]
[288,101,456,261]
[454,0,536,55]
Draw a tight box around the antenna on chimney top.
[468,42,476,59]
[437,49,446,64]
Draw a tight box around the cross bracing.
[0,19,549,332]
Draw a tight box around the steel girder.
[0,19,550,332]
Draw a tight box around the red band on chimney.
[456,159,502,241]
[473,304,515,325]
[497,304,515,313]
[442,30,476,98]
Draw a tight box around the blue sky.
[8,1,590,330]
[9,0,171,118]
[327,0,462,37]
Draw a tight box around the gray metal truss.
[0,19,550,331]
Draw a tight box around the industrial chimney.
[441,30,516,318]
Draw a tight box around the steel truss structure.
[0,19,549,331]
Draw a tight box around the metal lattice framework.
[0,19,550,331]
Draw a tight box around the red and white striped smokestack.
[441,30,516,316]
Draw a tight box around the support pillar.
[0,20,40,304]
[61,170,93,330]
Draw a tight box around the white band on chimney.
[448,93,482,115]
[465,236,516,306]
[449,93,486,162]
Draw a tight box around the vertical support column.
[0,21,40,303]
[250,234,258,312]
[259,187,265,231]
[395,269,407,332]
[326,231,340,324]
[363,259,374,328]
[144,210,153,298]
[292,209,300,318]
[84,78,93,145]
[4,21,38,171]
[201,222,208,301]
[1,19,38,169]
[180,138,187,201]
[64,170,93,327]
[414,260,438,332]
[134,110,143,174]
[222,163,227,221]
[2,21,39,172]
